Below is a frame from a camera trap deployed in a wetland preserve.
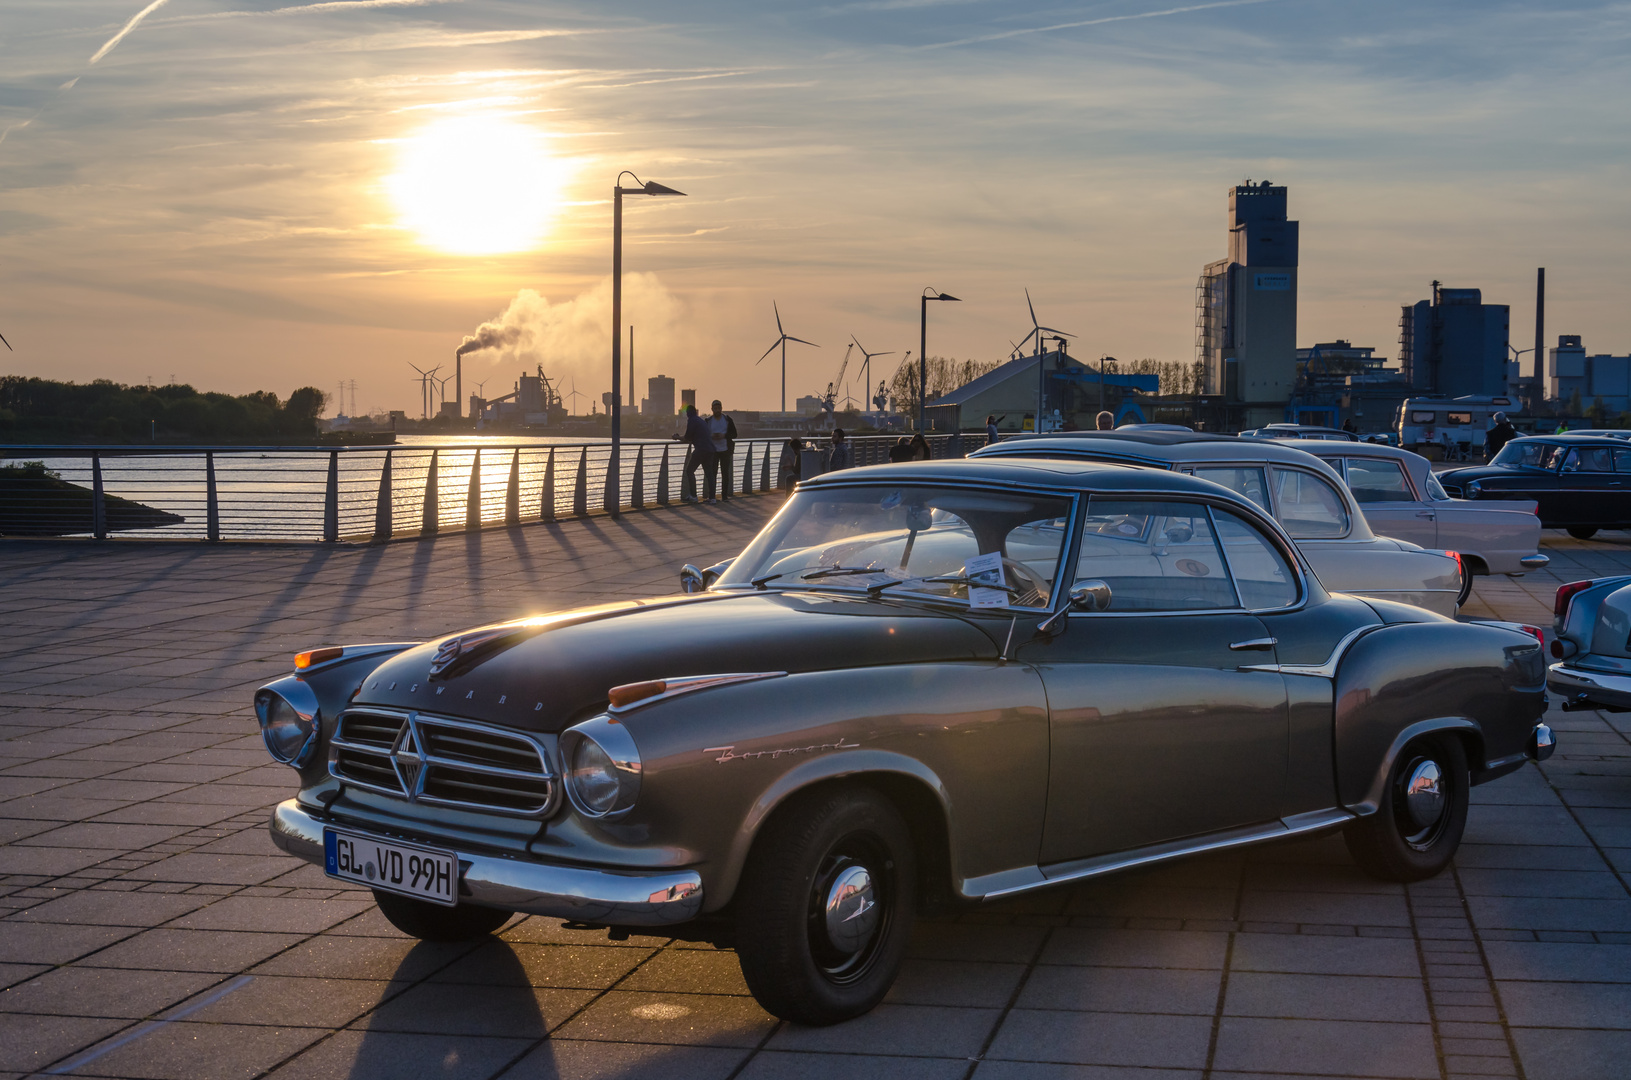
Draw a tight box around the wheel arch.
[713,752,956,913]
[1348,717,1485,816]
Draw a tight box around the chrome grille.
[329,708,557,817]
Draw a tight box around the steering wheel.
[1002,558,1049,608]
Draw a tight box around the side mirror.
[1069,579,1113,612]
[679,564,706,593]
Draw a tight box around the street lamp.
[919,288,960,432]
[611,172,686,515]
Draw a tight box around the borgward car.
[256,458,1551,1025]
[1440,434,1631,540]
[972,431,1467,613]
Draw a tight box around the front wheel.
[734,786,916,1026]
[1568,526,1599,540]
[373,890,513,941]
[1344,733,1469,882]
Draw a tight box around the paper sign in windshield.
[963,551,1009,608]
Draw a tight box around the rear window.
[1272,469,1350,538]
[1190,467,1272,511]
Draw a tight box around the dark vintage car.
[255,458,1552,1025]
[1440,434,1631,539]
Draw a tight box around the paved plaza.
[1,498,1628,1080]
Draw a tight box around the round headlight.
[560,717,642,818]
[1467,480,1482,497]
[255,687,319,767]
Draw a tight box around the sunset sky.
[2,1,1627,416]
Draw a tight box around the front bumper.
[270,799,704,926]
[1547,661,1631,711]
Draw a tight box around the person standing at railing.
[826,429,853,472]
[707,400,737,503]
[674,404,712,504]
[986,415,1004,445]
[888,437,914,462]
[778,437,804,491]
[908,433,931,460]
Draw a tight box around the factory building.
[641,374,675,417]
[1398,284,1510,398]
[1195,181,1300,424]
[1549,336,1631,412]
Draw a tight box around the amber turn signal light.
[608,680,666,709]
[294,647,344,670]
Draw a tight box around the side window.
[1191,466,1272,511]
[1615,449,1631,473]
[1074,500,1238,611]
[1212,510,1299,609]
[1272,469,1351,538]
[1563,447,1613,473]
[1344,458,1414,503]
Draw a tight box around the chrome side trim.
[1238,623,1377,678]
[969,809,1355,901]
[608,671,788,714]
[269,799,703,926]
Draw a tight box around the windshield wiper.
[866,575,1021,598]
[801,566,889,580]
[751,572,786,589]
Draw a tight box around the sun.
[387,115,566,255]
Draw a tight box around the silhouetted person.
[778,437,804,490]
[707,399,737,503]
[675,404,711,503]
[1486,411,1516,459]
[1342,418,1358,434]
[827,428,853,472]
[1095,411,1115,431]
[909,433,931,460]
[888,436,914,463]
[986,415,1003,445]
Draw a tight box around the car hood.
[350,591,1001,733]
[1439,464,1547,484]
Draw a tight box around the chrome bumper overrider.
[1548,661,1631,712]
[1519,554,1551,570]
[269,800,704,926]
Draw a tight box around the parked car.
[971,431,1467,614]
[1562,429,1631,441]
[1280,440,1549,582]
[255,458,1551,1025]
[1439,434,1631,540]
[1240,424,1359,441]
[1547,575,1631,711]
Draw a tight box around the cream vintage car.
[971,431,1465,615]
[1282,440,1549,589]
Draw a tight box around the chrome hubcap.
[823,864,879,954]
[1404,759,1445,830]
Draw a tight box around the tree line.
[0,377,329,442]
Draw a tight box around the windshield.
[1492,442,1565,469]
[716,485,1073,608]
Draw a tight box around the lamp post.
[919,288,961,432]
[611,172,686,515]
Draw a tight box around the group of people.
[674,400,738,504]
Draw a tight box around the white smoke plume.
[457,274,693,405]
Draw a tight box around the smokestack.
[1534,268,1545,400]
[454,324,523,421]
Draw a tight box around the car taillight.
[1444,550,1464,577]
[1555,579,1596,619]
[1518,625,1544,647]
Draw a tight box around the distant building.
[680,388,696,412]
[923,351,1159,433]
[1286,340,1409,430]
[1196,181,1300,421]
[1398,284,1510,398]
[1549,335,1631,412]
[643,375,675,417]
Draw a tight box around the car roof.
[802,456,1239,497]
[971,430,1339,471]
[1506,434,1629,445]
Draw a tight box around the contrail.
[921,0,1282,49]
[90,0,174,65]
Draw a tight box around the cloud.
[920,0,1287,49]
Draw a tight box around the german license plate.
[324,828,458,906]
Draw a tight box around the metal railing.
[0,433,974,543]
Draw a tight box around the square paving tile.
[504,1038,750,1080]
[741,1050,970,1079]
[88,927,305,973]
[0,965,219,1019]
[1039,929,1227,970]
[59,1019,325,1079]
[1210,1017,1437,1078]
[265,1029,534,1080]
[552,990,775,1048]
[984,1009,1213,1069]
[1017,965,1220,1015]
[0,920,138,965]
[0,1011,131,1074]
[768,1002,999,1057]
[7,888,213,926]
[358,981,591,1038]
[1228,933,1420,977]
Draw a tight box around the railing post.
[602,445,618,516]
[742,444,753,494]
[631,446,645,509]
[323,450,339,543]
[760,442,771,492]
[573,448,588,517]
[205,451,220,541]
[657,445,670,505]
[373,450,393,541]
[505,449,520,526]
[540,449,556,522]
[91,453,107,540]
[422,449,440,535]
[465,449,482,531]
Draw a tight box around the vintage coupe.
[972,431,1468,613]
[256,459,1551,1025]
[1280,440,1548,584]
[1440,434,1631,539]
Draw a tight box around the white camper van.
[1395,395,1516,458]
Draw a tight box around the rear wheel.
[1455,567,1475,607]
[734,786,916,1026]
[1345,733,1469,882]
[373,890,513,941]
[1568,527,1599,540]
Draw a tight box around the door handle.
[1229,637,1278,651]
[1415,511,1436,519]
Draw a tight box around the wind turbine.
[755,302,818,413]
[1010,288,1075,359]
[0,330,11,351]
[850,336,896,414]
[408,362,439,420]
[562,377,585,415]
